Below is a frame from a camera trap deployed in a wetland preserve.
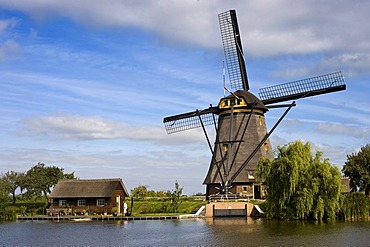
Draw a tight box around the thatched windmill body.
[163,10,346,200]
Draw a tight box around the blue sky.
[0,0,369,195]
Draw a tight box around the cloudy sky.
[0,0,369,195]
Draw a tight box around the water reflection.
[0,218,369,246]
[205,217,265,225]
[203,217,369,246]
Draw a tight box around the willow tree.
[257,141,342,220]
[339,192,370,220]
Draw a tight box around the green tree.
[23,162,75,199]
[131,185,149,199]
[170,180,183,213]
[256,141,342,220]
[156,190,170,197]
[0,176,11,203]
[340,192,370,219]
[342,144,370,196]
[1,171,25,204]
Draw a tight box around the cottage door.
[116,196,121,214]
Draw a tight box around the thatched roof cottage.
[48,178,129,215]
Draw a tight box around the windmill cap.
[219,90,268,112]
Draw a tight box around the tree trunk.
[12,190,16,204]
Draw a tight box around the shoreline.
[16,215,182,221]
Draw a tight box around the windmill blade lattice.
[259,71,346,105]
[163,107,218,134]
[219,10,249,91]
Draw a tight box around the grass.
[129,198,206,216]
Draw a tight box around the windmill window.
[264,143,268,151]
[230,99,235,106]
[224,100,228,106]
[259,117,263,126]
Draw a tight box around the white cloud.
[23,114,208,145]
[1,0,370,78]
[1,0,369,55]
[246,29,332,57]
[321,53,370,76]
[315,122,370,140]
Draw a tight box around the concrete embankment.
[205,202,265,217]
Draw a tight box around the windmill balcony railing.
[209,193,241,201]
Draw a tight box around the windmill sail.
[259,71,346,105]
[163,107,219,134]
[219,10,249,91]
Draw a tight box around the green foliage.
[256,157,272,181]
[0,177,12,204]
[0,171,26,204]
[0,206,19,221]
[130,185,172,199]
[0,201,47,221]
[130,185,149,198]
[22,162,75,199]
[339,193,370,220]
[0,162,75,202]
[342,144,370,196]
[257,141,342,220]
[128,182,195,215]
[23,163,62,198]
[170,180,183,213]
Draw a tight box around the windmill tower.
[163,10,346,200]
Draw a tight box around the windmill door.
[254,185,261,199]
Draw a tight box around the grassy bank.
[0,198,206,221]
[129,197,206,215]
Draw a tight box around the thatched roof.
[49,178,129,198]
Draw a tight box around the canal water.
[0,218,369,246]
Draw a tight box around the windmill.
[163,10,346,200]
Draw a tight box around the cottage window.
[96,199,105,206]
[59,200,67,207]
[77,199,86,206]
